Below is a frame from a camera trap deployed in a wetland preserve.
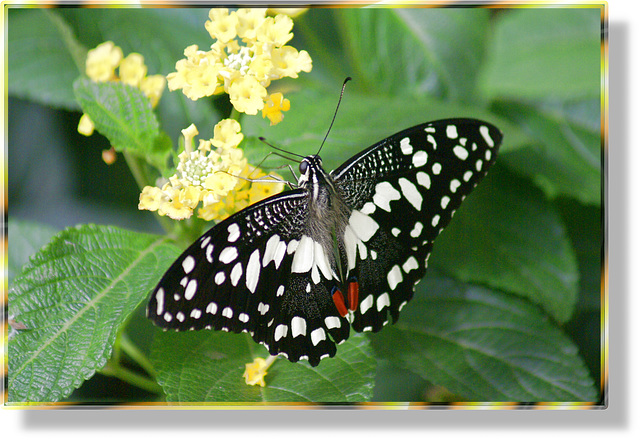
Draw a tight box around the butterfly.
[147,118,502,367]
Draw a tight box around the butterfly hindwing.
[148,190,351,366]
[332,118,502,333]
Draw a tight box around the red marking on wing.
[348,280,359,312]
[332,289,348,317]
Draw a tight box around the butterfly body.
[148,118,502,366]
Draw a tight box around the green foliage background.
[7,6,604,404]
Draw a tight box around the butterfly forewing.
[148,118,502,367]
[331,119,502,333]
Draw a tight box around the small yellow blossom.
[119,53,147,87]
[228,75,268,115]
[137,119,282,222]
[85,41,123,82]
[243,355,278,387]
[140,75,167,107]
[262,92,290,126]
[77,113,95,136]
[167,8,312,119]
[199,164,284,221]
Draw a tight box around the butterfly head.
[297,154,323,187]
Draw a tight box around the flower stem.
[119,332,158,380]
[101,361,164,396]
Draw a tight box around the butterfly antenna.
[317,77,352,156]
[258,137,305,161]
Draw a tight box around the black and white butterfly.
[148,118,502,366]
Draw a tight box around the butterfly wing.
[147,189,351,367]
[331,118,502,333]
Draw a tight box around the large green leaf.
[497,99,601,206]
[430,167,579,323]
[7,219,59,285]
[8,225,180,402]
[150,330,376,403]
[479,8,602,100]
[372,274,598,402]
[8,9,86,110]
[336,8,490,100]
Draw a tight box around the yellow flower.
[138,119,260,221]
[140,75,167,107]
[77,113,95,136]
[228,75,267,115]
[199,164,284,221]
[236,8,267,40]
[85,41,122,82]
[212,119,244,149]
[119,53,147,87]
[271,46,312,79]
[167,8,312,119]
[256,14,294,48]
[262,92,290,126]
[205,8,239,43]
[167,45,221,100]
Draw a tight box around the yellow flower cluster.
[138,119,284,221]
[78,41,166,139]
[167,8,312,122]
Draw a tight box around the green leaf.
[498,99,601,206]
[8,9,85,110]
[73,78,171,170]
[479,8,602,100]
[337,8,490,100]
[241,88,529,173]
[150,331,376,403]
[8,224,180,402]
[430,167,579,323]
[372,274,598,402]
[8,219,59,285]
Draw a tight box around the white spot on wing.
[291,316,307,337]
[453,145,469,160]
[446,125,458,139]
[325,316,341,329]
[402,256,419,273]
[246,249,261,294]
[412,150,428,168]
[416,171,431,189]
[360,294,374,314]
[377,293,390,311]
[291,235,314,273]
[480,125,494,147]
[155,288,165,315]
[184,279,198,300]
[410,222,423,238]
[373,181,401,212]
[400,137,413,155]
[387,265,403,290]
[230,262,243,286]
[274,324,288,341]
[182,256,195,274]
[227,223,240,242]
[349,210,379,242]
[398,178,423,211]
[219,246,238,264]
[311,328,327,346]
